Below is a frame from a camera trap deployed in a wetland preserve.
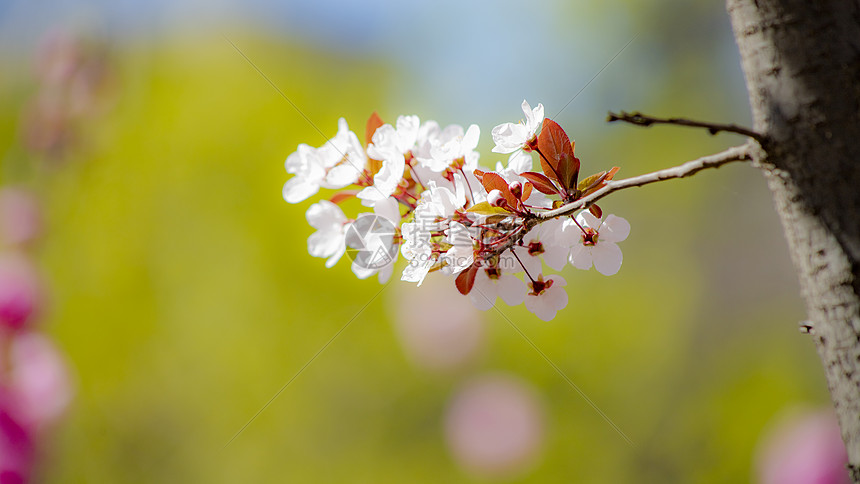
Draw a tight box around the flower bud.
[508,181,523,199]
[488,190,506,208]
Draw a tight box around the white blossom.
[491,100,544,155]
[469,266,527,310]
[441,221,475,275]
[504,218,569,276]
[305,200,349,268]
[565,212,630,276]
[351,197,401,283]
[415,124,481,173]
[524,274,567,322]
[283,118,366,203]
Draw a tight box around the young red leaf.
[466,201,512,215]
[330,190,358,204]
[520,171,559,195]
[536,119,576,188]
[578,170,607,191]
[480,172,518,208]
[589,203,603,219]
[365,112,385,175]
[365,112,384,148]
[580,166,621,197]
[605,166,620,180]
[521,181,533,201]
[472,169,486,182]
[559,153,581,192]
[455,264,479,295]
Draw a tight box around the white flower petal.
[559,218,580,245]
[498,250,523,274]
[491,123,528,153]
[351,260,376,279]
[377,262,394,284]
[542,244,570,271]
[591,241,623,276]
[578,211,601,230]
[325,243,346,268]
[442,246,474,275]
[521,99,534,124]
[506,150,533,173]
[497,274,527,306]
[524,294,555,322]
[470,272,496,311]
[308,230,342,259]
[374,197,401,223]
[395,115,420,152]
[512,246,543,276]
[462,124,481,151]
[600,214,630,243]
[282,176,320,204]
[545,274,567,287]
[569,244,594,270]
[402,255,434,286]
[529,102,544,130]
[305,200,345,229]
[323,163,361,188]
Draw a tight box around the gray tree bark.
[727,0,860,480]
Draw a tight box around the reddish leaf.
[589,204,603,219]
[364,112,385,175]
[455,264,479,295]
[365,112,384,148]
[330,190,358,204]
[559,153,581,191]
[520,171,559,195]
[479,172,517,208]
[581,166,621,197]
[466,201,512,215]
[521,181,533,201]
[536,119,577,189]
[605,166,620,180]
[472,169,486,182]
[578,171,608,191]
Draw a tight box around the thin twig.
[607,111,765,143]
[486,145,752,257]
[537,144,752,220]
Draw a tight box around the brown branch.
[537,144,752,220]
[607,111,765,144]
[483,145,752,259]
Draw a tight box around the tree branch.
[537,144,752,220]
[482,145,753,259]
[607,111,765,144]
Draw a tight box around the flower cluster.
[282,101,629,321]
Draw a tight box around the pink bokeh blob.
[0,255,42,331]
[9,331,73,430]
[393,278,484,371]
[0,189,41,248]
[756,409,850,484]
[445,374,545,478]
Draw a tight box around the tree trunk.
[727,0,860,480]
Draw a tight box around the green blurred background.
[0,0,829,482]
